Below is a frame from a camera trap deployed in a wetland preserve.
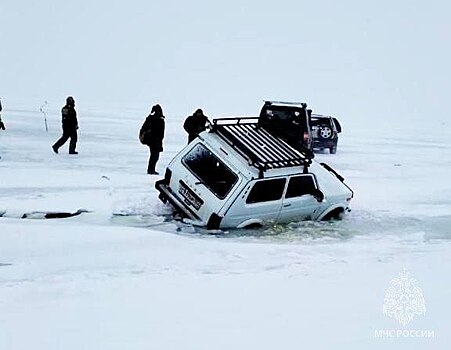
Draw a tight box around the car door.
[278,174,321,223]
[179,142,241,220]
[224,178,287,227]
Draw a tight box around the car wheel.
[330,146,337,154]
[243,223,263,229]
[318,125,333,139]
[322,207,344,220]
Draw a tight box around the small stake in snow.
[40,101,48,132]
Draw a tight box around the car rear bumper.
[313,140,337,148]
[155,179,201,221]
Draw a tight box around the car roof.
[263,100,308,109]
[311,114,333,119]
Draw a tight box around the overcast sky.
[1,0,450,123]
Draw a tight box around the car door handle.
[283,203,291,208]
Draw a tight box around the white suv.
[156,117,353,229]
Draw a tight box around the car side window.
[285,175,317,199]
[246,178,286,204]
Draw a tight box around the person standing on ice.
[139,104,165,175]
[183,108,209,143]
[52,96,78,154]
[0,97,5,130]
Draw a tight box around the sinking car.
[155,117,353,229]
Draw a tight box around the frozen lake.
[1,107,450,349]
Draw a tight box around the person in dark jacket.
[183,108,209,143]
[52,96,78,154]
[0,98,5,130]
[140,104,165,175]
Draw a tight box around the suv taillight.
[303,132,310,142]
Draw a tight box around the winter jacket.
[183,114,209,143]
[140,113,165,151]
[0,100,4,130]
[61,104,78,130]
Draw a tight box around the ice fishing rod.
[40,101,48,132]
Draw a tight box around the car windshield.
[182,143,238,199]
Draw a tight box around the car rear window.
[182,143,238,199]
[246,178,286,204]
[285,175,317,198]
[311,117,332,127]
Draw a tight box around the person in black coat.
[0,97,5,130]
[52,96,78,154]
[183,108,209,143]
[140,104,165,175]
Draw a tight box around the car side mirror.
[311,188,324,202]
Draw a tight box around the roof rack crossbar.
[227,124,298,164]
[210,117,310,174]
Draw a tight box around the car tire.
[318,125,333,139]
[330,146,337,154]
[322,207,344,220]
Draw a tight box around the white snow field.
[1,106,451,350]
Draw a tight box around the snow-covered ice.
[1,106,450,349]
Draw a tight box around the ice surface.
[1,106,450,350]
[2,0,451,347]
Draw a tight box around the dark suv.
[310,114,342,154]
[258,101,313,154]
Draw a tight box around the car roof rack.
[210,117,312,178]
